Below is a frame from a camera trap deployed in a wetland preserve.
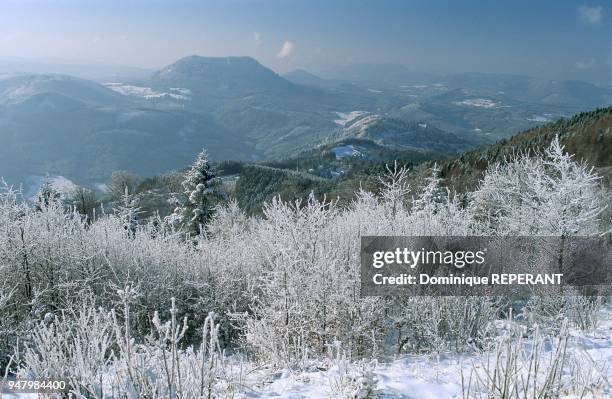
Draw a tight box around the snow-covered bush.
[15,295,237,398]
[470,136,606,236]
[327,340,378,398]
[462,319,609,398]
[521,294,604,332]
[388,296,502,354]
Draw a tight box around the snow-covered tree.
[35,178,62,211]
[113,186,141,237]
[470,136,606,236]
[167,149,221,237]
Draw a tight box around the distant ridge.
[436,106,612,190]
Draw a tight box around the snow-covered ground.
[244,306,612,398]
[453,98,499,108]
[342,114,381,137]
[104,83,190,100]
[527,114,552,123]
[332,145,363,158]
[334,111,369,126]
[9,307,608,398]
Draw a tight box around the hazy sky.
[0,0,610,83]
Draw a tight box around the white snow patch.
[527,115,551,123]
[334,111,368,126]
[343,114,381,135]
[251,306,612,398]
[169,87,191,95]
[332,145,362,159]
[453,98,498,108]
[104,83,190,100]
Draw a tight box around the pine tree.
[35,178,61,211]
[167,150,220,237]
[114,186,141,237]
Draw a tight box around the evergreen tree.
[114,186,141,237]
[35,178,62,211]
[167,150,221,236]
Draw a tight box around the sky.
[0,0,610,83]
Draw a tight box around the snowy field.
[453,98,499,108]
[334,111,369,126]
[104,83,191,100]
[4,306,609,398]
[247,306,611,398]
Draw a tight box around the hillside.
[228,107,612,214]
[436,106,612,191]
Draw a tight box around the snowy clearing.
[453,98,499,108]
[104,83,190,100]
[332,145,363,158]
[334,111,369,126]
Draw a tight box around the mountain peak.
[155,55,269,77]
[150,55,297,94]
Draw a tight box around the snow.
[453,98,499,108]
[332,145,362,158]
[333,111,368,126]
[343,114,381,135]
[104,83,190,100]
[528,115,551,123]
[246,306,612,398]
[169,87,191,95]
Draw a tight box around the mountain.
[1,57,610,189]
[136,56,404,156]
[0,73,256,185]
[0,73,128,106]
[149,55,299,97]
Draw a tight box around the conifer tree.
[35,178,61,211]
[114,186,141,237]
[167,150,220,236]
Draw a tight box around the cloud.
[579,5,602,24]
[575,59,596,69]
[253,31,261,46]
[276,40,295,59]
